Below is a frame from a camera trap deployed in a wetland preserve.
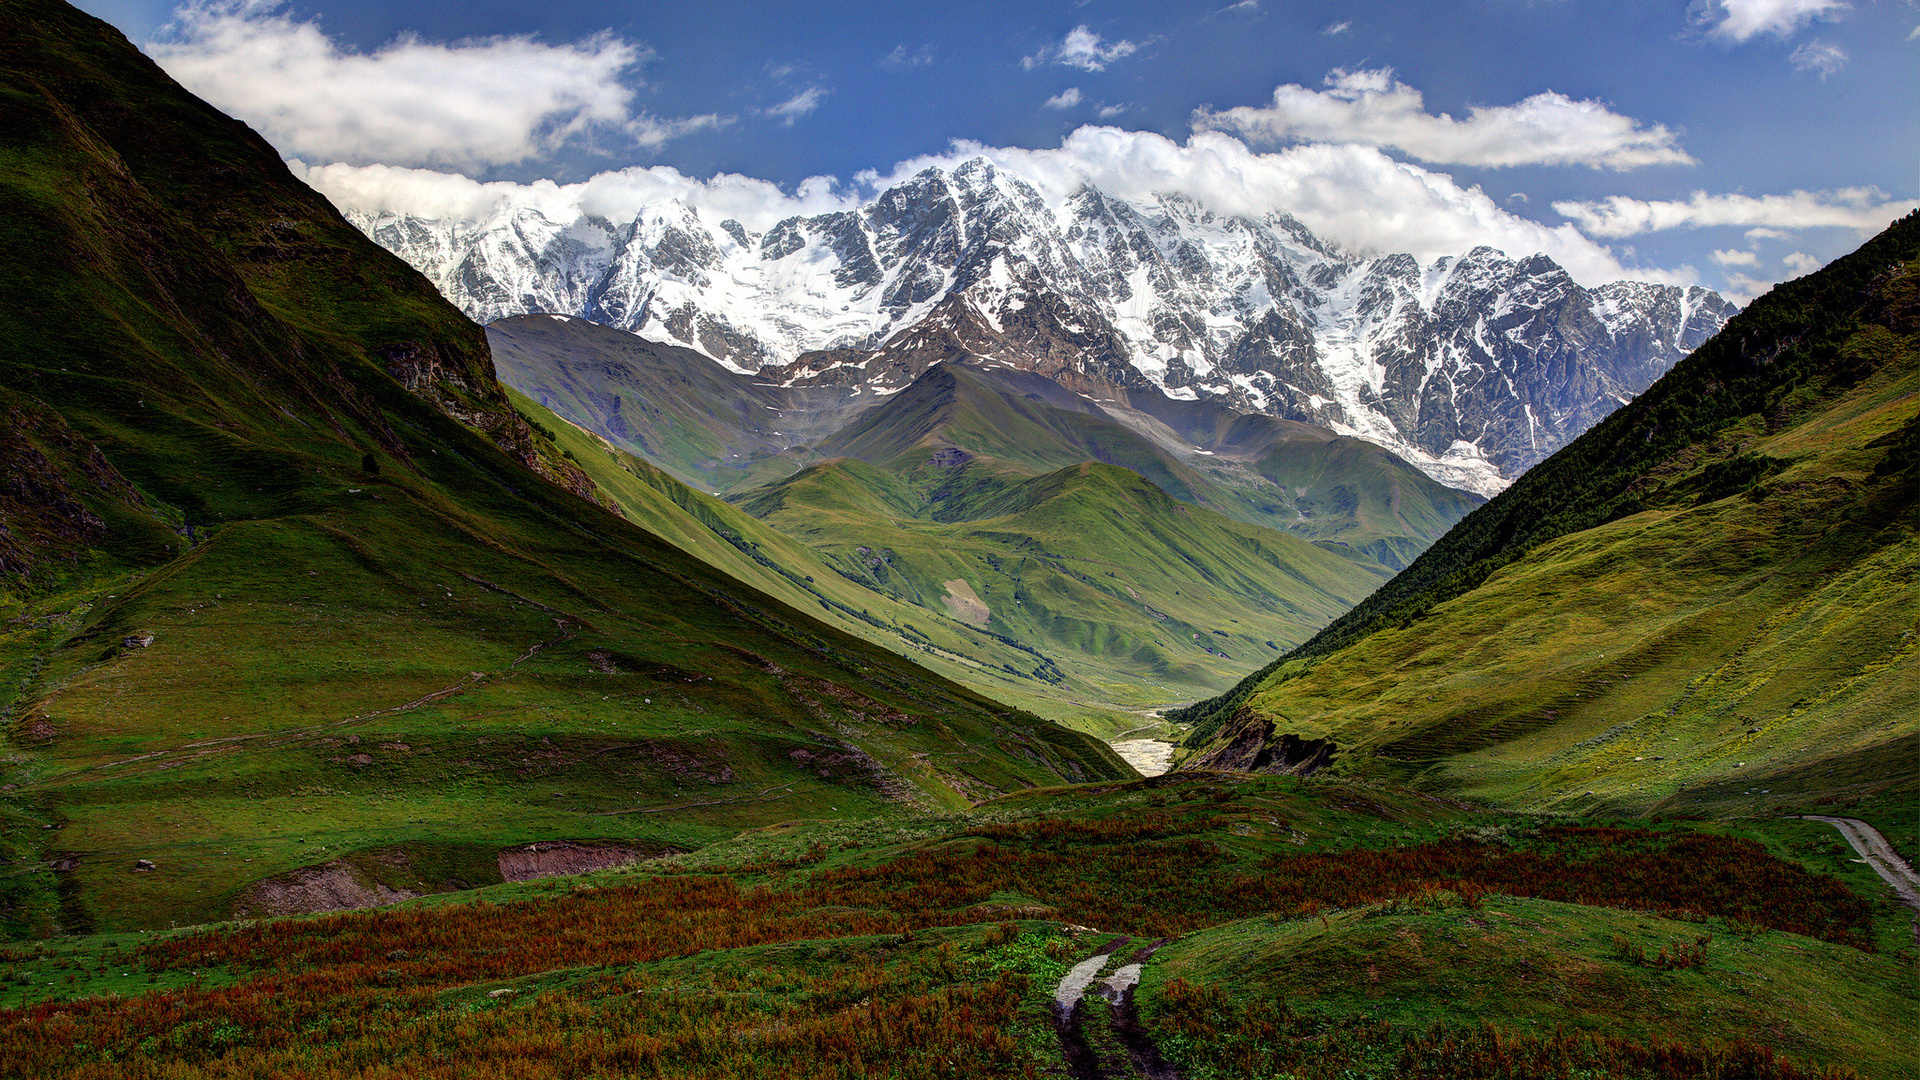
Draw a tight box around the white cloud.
[1744,226,1790,241]
[1323,20,1352,35]
[1024,26,1140,72]
[1719,272,1773,304]
[1552,187,1915,237]
[1695,0,1849,42]
[1096,103,1129,119]
[1193,68,1694,170]
[765,87,827,125]
[146,1,699,170]
[303,127,1716,290]
[1789,39,1847,78]
[1711,248,1760,265]
[1782,250,1824,274]
[293,159,857,234]
[1044,88,1084,110]
[881,44,934,70]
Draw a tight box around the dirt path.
[1052,937,1181,1080]
[1800,815,1920,911]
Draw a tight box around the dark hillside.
[0,0,1125,936]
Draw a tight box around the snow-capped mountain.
[346,158,1734,495]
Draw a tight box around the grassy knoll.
[509,387,1181,732]
[1143,894,1913,1080]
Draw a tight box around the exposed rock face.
[1184,712,1338,777]
[347,160,1734,495]
[496,840,676,881]
[230,859,419,918]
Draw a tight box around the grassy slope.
[1175,215,1919,821]
[509,388,1167,735]
[0,0,1126,936]
[737,456,1389,699]
[487,315,866,495]
[1143,895,1915,1080]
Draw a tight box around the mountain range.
[349,162,1736,496]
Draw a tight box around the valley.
[0,1,1913,1077]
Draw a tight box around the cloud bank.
[1194,68,1694,170]
[297,126,1701,289]
[147,1,716,169]
[1553,188,1914,237]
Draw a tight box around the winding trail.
[1052,936,1181,1080]
[1800,815,1920,911]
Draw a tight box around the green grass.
[1143,893,1916,1080]
[1,776,1909,1077]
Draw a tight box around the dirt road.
[1800,815,1920,911]
[1052,936,1180,1080]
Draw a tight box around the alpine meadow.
[1,1,1915,1078]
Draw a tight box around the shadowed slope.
[0,0,1126,936]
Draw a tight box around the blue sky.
[77,0,1917,299]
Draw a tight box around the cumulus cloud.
[1323,20,1352,35]
[1096,103,1129,119]
[1744,226,1790,241]
[1711,248,1760,265]
[1024,26,1140,72]
[1789,40,1847,78]
[1782,251,1824,274]
[293,159,856,234]
[1719,272,1773,303]
[1044,88,1084,110]
[1552,187,1915,237]
[1694,0,1849,42]
[144,1,719,170]
[765,87,827,125]
[1193,68,1694,170]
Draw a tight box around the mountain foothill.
[0,2,1913,1078]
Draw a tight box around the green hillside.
[508,390,1184,734]
[734,455,1389,700]
[0,0,1126,936]
[487,314,872,494]
[1174,214,1919,824]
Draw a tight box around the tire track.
[1052,936,1182,1080]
